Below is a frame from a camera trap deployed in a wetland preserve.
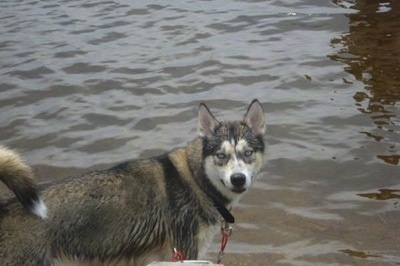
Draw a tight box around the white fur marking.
[198,223,219,258]
[32,198,48,219]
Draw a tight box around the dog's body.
[0,100,266,266]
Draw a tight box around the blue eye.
[216,153,226,159]
[244,150,253,157]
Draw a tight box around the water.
[1,0,400,265]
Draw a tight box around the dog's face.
[198,100,266,201]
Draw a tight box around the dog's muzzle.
[230,173,247,193]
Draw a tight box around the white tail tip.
[31,199,48,219]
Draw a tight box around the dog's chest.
[197,223,219,258]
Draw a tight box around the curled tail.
[0,146,47,219]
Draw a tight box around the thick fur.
[0,100,266,266]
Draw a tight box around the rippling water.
[1,0,400,265]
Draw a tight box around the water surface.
[1,0,399,265]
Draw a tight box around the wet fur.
[0,100,266,265]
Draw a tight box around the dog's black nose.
[230,173,246,187]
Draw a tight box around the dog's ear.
[243,99,266,135]
[198,103,220,138]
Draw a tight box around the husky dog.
[0,100,266,265]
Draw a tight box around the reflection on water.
[339,249,382,259]
[358,189,400,201]
[330,0,400,166]
[1,0,400,265]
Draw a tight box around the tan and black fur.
[0,100,266,265]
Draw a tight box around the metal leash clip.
[220,220,233,237]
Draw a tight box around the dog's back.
[0,146,219,265]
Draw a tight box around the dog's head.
[198,100,266,201]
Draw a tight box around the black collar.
[214,201,235,224]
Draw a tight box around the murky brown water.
[1,0,400,265]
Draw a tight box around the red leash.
[172,248,184,262]
[217,220,233,264]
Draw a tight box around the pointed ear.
[198,103,220,138]
[243,99,266,135]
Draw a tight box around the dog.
[0,99,266,265]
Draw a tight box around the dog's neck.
[213,200,235,223]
